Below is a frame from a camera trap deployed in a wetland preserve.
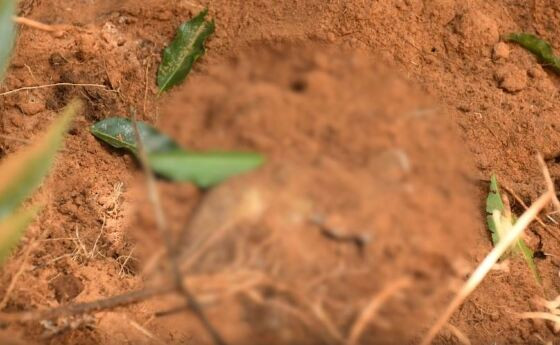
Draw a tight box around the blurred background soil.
[2,0,560,344]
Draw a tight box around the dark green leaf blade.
[506,33,560,73]
[148,150,264,188]
[0,0,16,81]
[0,205,38,263]
[157,9,215,92]
[0,100,81,220]
[91,117,180,155]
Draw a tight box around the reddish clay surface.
[2,1,560,344]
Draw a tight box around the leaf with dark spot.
[91,117,264,188]
[90,117,180,155]
[157,9,215,92]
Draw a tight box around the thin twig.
[0,242,36,309]
[538,154,560,213]
[346,278,411,345]
[12,16,66,33]
[143,59,151,119]
[0,83,116,97]
[499,182,560,241]
[131,113,227,345]
[124,315,167,345]
[0,286,174,323]
[446,324,471,345]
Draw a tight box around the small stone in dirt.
[492,42,510,61]
[528,65,546,79]
[494,64,527,93]
[17,96,45,116]
[454,9,499,55]
[50,274,84,303]
[49,53,67,67]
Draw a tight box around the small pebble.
[494,64,527,92]
[17,96,45,115]
[492,42,510,61]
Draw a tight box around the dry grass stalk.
[346,277,411,345]
[446,324,471,345]
[0,83,116,97]
[420,155,555,345]
[12,16,65,33]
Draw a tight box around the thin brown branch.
[0,83,117,97]
[0,286,174,323]
[131,113,228,345]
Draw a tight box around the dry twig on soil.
[0,285,174,323]
[12,16,66,33]
[0,83,117,97]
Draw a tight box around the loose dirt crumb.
[495,63,528,92]
[493,42,510,61]
[50,274,84,303]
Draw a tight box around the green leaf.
[0,205,38,263]
[91,116,264,188]
[0,0,16,81]
[90,117,180,155]
[148,151,264,188]
[485,174,540,284]
[486,174,505,245]
[486,174,504,214]
[0,100,81,220]
[157,9,215,92]
[516,238,541,284]
[506,33,560,73]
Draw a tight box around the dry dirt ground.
[2,0,560,344]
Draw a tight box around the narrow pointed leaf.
[0,0,16,81]
[0,100,81,220]
[90,117,180,154]
[157,9,215,92]
[516,238,541,284]
[0,205,38,263]
[486,174,504,245]
[485,174,541,284]
[506,33,560,73]
[148,151,264,188]
[486,175,504,214]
